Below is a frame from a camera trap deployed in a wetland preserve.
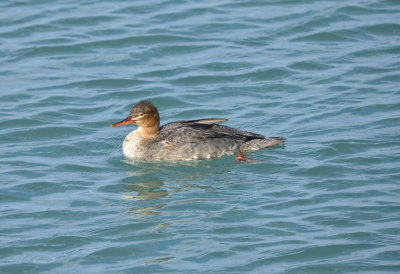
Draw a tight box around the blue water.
[1,0,400,273]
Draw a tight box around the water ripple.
[1,0,400,273]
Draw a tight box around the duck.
[110,100,285,161]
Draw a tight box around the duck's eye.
[139,113,144,117]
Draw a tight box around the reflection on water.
[119,158,231,216]
[121,174,168,215]
[125,204,165,216]
[122,176,168,201]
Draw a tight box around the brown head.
[110,100,160,131]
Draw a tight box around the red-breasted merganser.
[110,100,285,161]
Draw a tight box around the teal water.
[1,0,400,273]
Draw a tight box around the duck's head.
[110,100,160,128]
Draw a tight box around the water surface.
[1,0,400,273]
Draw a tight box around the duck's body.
[111,101,285,161]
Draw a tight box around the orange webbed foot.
[235,152,262,162]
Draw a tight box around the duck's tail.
[243,137,286,151]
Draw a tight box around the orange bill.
[110,117,136,127]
